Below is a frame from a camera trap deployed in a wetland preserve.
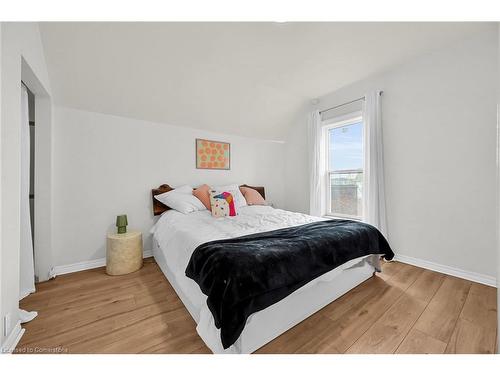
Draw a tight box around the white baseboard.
[1,321,24,354]
[53,249,153,276]
[394,254,497,287]
[49,251,499,287]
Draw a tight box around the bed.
[150,183,393,354]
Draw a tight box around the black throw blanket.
[185,219,394,349]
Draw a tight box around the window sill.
[323,215,363,222]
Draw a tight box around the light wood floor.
[16,258,497,354]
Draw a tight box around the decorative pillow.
[155,186,206,214]
[192,184,211,210]
[212,184,247,209]
[240,186,266,206]
[209,190,237,218]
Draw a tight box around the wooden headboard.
[152,184,266,216]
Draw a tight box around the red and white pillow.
[211,184,247,209]
[209,190,237,218]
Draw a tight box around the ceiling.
[39,22,494,140]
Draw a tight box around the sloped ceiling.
[39,22,494,140]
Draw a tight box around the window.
[324,114,364,219]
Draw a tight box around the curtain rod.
[319,91,383,115]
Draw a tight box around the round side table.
[106,231,143,275]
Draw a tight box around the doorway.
[20,57,54,283]
[19,82,36,299]
[28,87,35,259]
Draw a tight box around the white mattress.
[151,206,379,353]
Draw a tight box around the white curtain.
[362,90,388,237]
[308,110,326,217]
[20,85,37,302]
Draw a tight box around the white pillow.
[211,184,247,209]
[173,184,194,194]
[155,186,206,214]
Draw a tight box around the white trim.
[394,254,497,287]
[52,249,153,276]
[324,215,362,222]
[321,110,362,127]
[1,321,24,354]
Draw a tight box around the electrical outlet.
[3,313,11,337]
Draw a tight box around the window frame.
[322,111,364,220]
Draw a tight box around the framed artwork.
[196,138,230,170]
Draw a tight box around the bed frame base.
[153,239,376,354]
[239,260,375,353]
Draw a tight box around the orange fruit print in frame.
[196,138,230,170]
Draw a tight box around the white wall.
[497,22,500,353]
[285,30,498,279]
[0,21,3,350]
[0,23,52,349]
[51,106,286,267]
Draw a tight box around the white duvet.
[151,205,324,278]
